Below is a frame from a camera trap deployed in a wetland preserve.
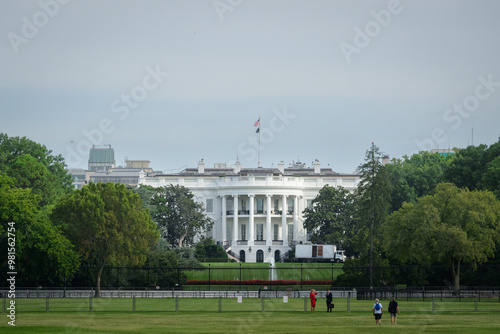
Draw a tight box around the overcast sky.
[1,0,500,174]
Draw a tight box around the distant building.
[139,159,361,263]
[89,160,161,186]
[430,148,455,157]
[88,145,115,171]
[67,168,86,189]
[67,146,160,188]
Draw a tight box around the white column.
[221,195,227,243]
[266,195,272,245]
[249,194,255,246]
[293,195,299,241]
[233,195,238,243]
[282,194,287,243]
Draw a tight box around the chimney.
[198,159,205,174]
[313,159,321,174]
[278,161,285,174]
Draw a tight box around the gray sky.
[1,0,500,173]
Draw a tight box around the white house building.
[139,159,360,263]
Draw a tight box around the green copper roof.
[89,148,115,163]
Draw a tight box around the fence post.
[175,296,179,312]
[89,297,93,312]
[432,295,435,313]
[475,295,478,312]
[218,296,222,313]
[304,296,307,312]
[46,296,49,312]
[133,296,136,312]
[347,292,351,313]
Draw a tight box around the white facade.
[139,160,360,263]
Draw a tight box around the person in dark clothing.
[326,289,333,312]
[388,297,400,325]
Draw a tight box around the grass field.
[185,262,344,282]
[2,298,500,333]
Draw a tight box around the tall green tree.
[385,151,452,212]
[382,183,500,293]
[302,185,356,253]
[356,143,391,288]
[0,173,79,286]
[0,133,72,205]
[151,185,213,248]
[482,156,500,198]
[51,182,159,296]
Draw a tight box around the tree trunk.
[178,228,188,248]
[95,263,104,297]
[452,259,461,295]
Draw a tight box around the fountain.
[269,258,277,281]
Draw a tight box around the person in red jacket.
[309,289,318,312]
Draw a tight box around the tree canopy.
[0,133,72,205]
[151,185,213,248]
[302,185,356,253]
[51,182,159,296]
[0,173,79,286]
[385,151,452,212]
[382,183,500,292]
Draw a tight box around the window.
[256,224,264,241]
[241,199,246,212]
[273,224,279,240]
[287,198,294,214]
[256,198,264,213]
[307,199,313,209]
[241,224,246,241]
[206,199,213,213]
[256,250,264,262]
[274,250,280,263]
[239,250,246,263]
[288,224,293,242]
[274,199,279,213]
[306,229,312,241]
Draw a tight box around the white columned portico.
[281,194,287,243]
[266,195,272,244]
[221,195,227,243]
[249,194,255,246]
[233,195,238,243]
[293,195,299,241]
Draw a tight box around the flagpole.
[258,115,261,168]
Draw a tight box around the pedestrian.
[309,289,318,312]
[326,289,333,312]
[388,297,400,325]
[373,298,383,325]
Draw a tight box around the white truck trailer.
[295,245,345,263]
[295,244,346,262]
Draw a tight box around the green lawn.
[185,262,344,282]
[2,298,500,334]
